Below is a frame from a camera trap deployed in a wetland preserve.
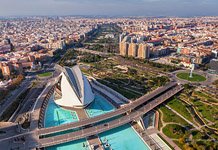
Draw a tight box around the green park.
[38,72,53,77]
[176,72,206,82]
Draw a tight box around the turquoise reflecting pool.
[45,96,79,128]
[46,139,88,150]
[99,124,150,150]
[86,94,115,117]
[45,94,150,150]
[45,96,87,150]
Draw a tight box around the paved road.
[84,43,110,46]
[10,84,45,122]
[75,48,115,56]
[38,81,178,136]
[38,85,183,148]
[0,78,33,117]
[171,69,218,86]
[0,82,183,149]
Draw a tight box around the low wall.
[89,77,129,103]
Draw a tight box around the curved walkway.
[164,105,199,130]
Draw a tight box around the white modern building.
[54,65,95,108]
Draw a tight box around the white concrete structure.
[55,65,94,108]
[150,134,172,150]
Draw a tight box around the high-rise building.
[138,43,150,59]
[119,34,150,59]
[119,42,129,56]
[128,43,138,57]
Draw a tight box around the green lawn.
[191,130,207,140]
[194,91,210,99]
[160,92,218,149]
[38,72,53,77]
[194,91,218,103]
[167,98,194,123]
[97,79,141,99]
[162,124,186,139]
[173,140,183,149]
[191,99,218,123]
[176,72,206,82]
[159,106,189,126]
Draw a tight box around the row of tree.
[0,74,24,102]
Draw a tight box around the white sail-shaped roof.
[55,65,94,108]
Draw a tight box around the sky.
[0,0,217,17]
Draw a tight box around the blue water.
[99,124,150,150]
[45,96,88,150]
[86,94,115,117]
[45,94,150,150]
[45,96,79,128]
[46,139,88,150]
[86,95,150,150]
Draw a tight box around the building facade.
[119,34,150,59]
[54,65,95,108]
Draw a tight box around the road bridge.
[38,81,178,136]
[37,85,183,148]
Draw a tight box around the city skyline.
[0,7,218,150]
[0,0,218,17]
